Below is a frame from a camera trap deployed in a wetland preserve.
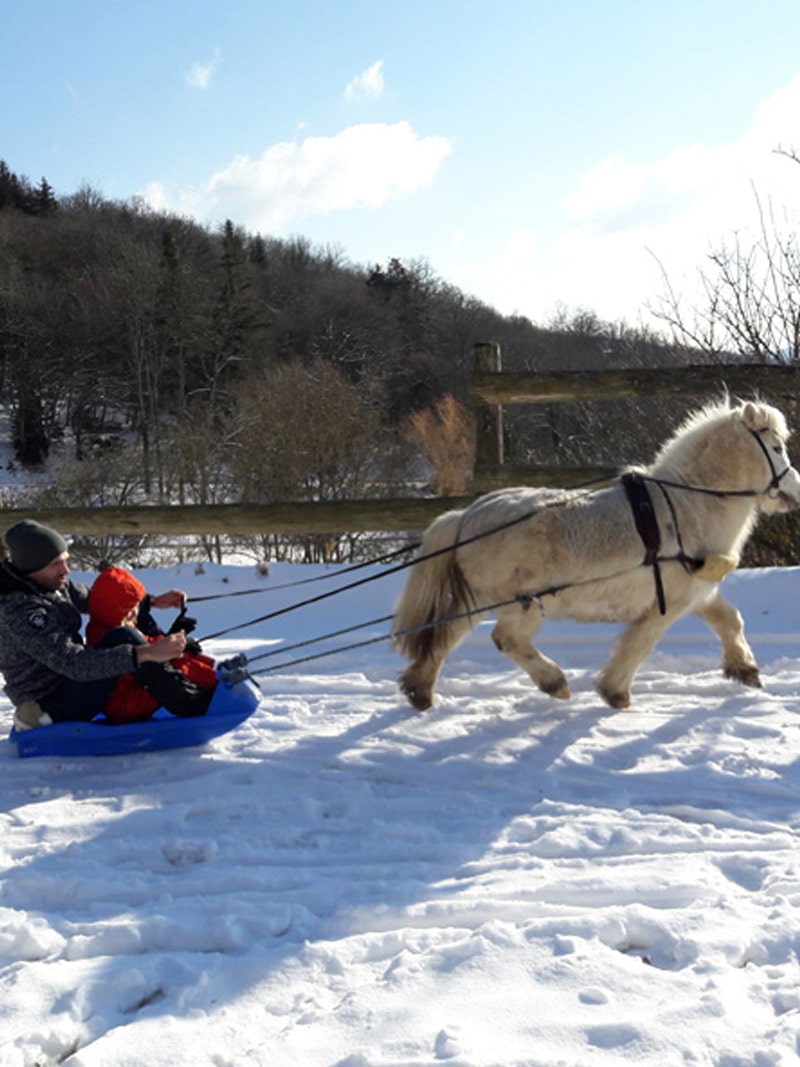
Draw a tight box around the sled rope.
[190,540,421,603]
[195,477,623,641]
[195,490,602,642]
[245,597,522,675]
[197,421,786,627]
[191,475,622,608]
[241,549,708,676]
[199,430,784,647]
[195,472,737,644]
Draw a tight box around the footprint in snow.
[579,987,610,1005]
[162,839,217,866]
[434,1026,462,1059]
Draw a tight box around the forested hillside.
[4,160,795,566]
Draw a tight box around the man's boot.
[13,701,53,731]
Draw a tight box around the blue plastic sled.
[9,670,261,759]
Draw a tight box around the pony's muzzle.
[767,465,800,510]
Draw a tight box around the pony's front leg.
[692,590,761,688]
[597,607,676,708]
[492,603,570,699]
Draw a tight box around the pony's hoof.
[539,671,570,700]
[399,679,433,711]
[409,693,433,711]
[724,665,762,688]
[597,684,630,709]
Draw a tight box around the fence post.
[473,341,504,471]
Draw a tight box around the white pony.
[393,398,800,711]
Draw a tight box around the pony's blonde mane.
[651,395,787,479]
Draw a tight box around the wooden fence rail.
[4,347,799,537]
[470,360,800,406]
[0,499,474,537]
[469,341,800,487]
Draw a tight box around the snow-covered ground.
[2,560,800,1066]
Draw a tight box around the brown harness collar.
[622,472,667,614]
[622,472,708,615]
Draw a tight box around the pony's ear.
[740,402,760,430]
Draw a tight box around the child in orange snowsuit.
[86,567,217,723]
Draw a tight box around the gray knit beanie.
[4,520,68,573]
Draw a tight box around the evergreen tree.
[31,177,58,216]
[0,160,27,211]
[204,220,265,406]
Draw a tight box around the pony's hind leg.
[491,603,570,699]
[693,590,761,688]
[399,613,474,711]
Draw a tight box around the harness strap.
[622,472,667,615]
[652,481,704,577]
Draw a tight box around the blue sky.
[4,1,800,327]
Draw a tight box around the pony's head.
[739,400,800,513]
[652,397,800,513]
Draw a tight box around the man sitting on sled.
[0,520,214,732]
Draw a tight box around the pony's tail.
[392,508,475,661]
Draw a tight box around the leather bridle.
[748,426,793,496]
[626,425,795,615]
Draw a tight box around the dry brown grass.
[404,395,476,495]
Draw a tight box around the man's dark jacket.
[0,562,136,707]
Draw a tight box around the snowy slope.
[1,562,800,1066]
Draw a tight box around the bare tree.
[651,152,800,364]
[229,359,399,561]
[649,149,800,564]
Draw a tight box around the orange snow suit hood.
[86,567,147,646]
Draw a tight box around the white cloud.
[185,47,222,90]
[454,72,800,326]
[344,60,384,103]
[142,121,451,231]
